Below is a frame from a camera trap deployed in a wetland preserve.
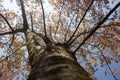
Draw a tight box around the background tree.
[0,0,120,80]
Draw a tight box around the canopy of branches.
[0,0,120,79]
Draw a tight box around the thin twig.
[74,2,120,53]
[54,11,62,37]
[0,14,14,31]
[85,43,111,59]
[64,14,75,42]
[98,47,117,80]
[79,47,102,56]
[54,0,64,37]
[84,42,117,80]
[30,12,34,32]
[65,0,94,45]
[0,43,26,62]
[9,34,15,48]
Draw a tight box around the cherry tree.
[0,0,120,80]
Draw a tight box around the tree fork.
[27,40,93,80]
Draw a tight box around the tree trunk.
[27,39,93,80]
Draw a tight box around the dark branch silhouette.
[0,28,24,36]
[30,12,34,32]
[20,0,28,32]
[0,0,119,80]
[74,2,120,53]
[67,23,117,46]
[65,0,94,45]
[40,0,47,37]
[67,30,91,47]
[9,34,15,48]
[0,14,14,31]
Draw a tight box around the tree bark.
[27,37,93,80]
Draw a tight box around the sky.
[94,62,120,80]
[1,0,53,13]
[0,0,120,80]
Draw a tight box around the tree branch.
[20,0,28,32]
[65,0,94,45]
[0,43,26,62]
[97,46,117,80]
[54,0,64,37]
[0,28,24,36]
[67,30,91,46]
[32,30,51,45]
[9,34,15,48]
[0,14,14,31]
[40,0,47,37]
[0,31,14,36]
[64,14,75,42]
[38,0,52,46]
[74,2,120,53]
[30,12,34,32]
[54,10,61,37]
[84,42,117,80]
[66,23,118,46]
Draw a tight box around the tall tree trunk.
[27,36,93,80]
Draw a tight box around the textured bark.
[27,36,93,80]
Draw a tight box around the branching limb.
[67,30,91,46]
[0,28,24,36]
[66,23,118,46]
[20,0,28,32]
[40,0,47,37]
[74,2,120,53]
[32,30,51,45]
[65,0,94,45]
[29,12,52,46]
[0,31,14,36]
[0,14,14,31]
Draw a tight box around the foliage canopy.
[0,0,120,79]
